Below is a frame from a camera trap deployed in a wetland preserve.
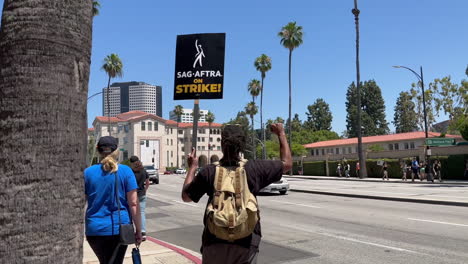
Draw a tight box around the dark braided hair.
[219,125,246,166]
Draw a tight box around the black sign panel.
[174,33,225,100]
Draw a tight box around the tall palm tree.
[101,53,123,136]
[173,105,183,168]
[92,1,101,16]
[0,0,93,262]
[248,79,261,103]
[254,54,272,159]
[205,111,215,163]
[248,79,261,156]
[279,22,303,174]
[245,102,258,159]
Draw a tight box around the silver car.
[260,177,289,195]
[144,165,159,184]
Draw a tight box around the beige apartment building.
[90,111,223,171]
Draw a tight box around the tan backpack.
[205,160,259,241]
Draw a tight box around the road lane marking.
[407,218,468,227]
[271,200,322,208]
[171,200,199,207]
[317,232,421,254]
[147,193,198,208]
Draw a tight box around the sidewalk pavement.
[284,175,468,207]
[83,236,201,264]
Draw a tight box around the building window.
[217,138,221,142]
[410,142,415,149]
[154,122,158,131]
[316,149,319,156]
[179,130,183,134]
[322,149,325,155]
[348,147,352,153]
[148,122,152,131]
[217,146,221,151]
[202,146,205,150]
[336,148,339,154]
[171,139,173,146]
[210,137,213,142]
[404,143,409,150]
[394,143,399,150]
[123,151,128,160]
[388,144,394,150]
[146,140,149,147]
[171,151,173,158]
[167,139,169,145]
[202,137,205,142]
[171,128,173,134]
[140,140,144,145]
[141,122,145,131]
[197,146,201,151]
[197,137,200,142]
[311,149,315,156]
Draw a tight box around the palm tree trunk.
[288,49,293,176]
[353,0,367,178]
[251,116,256,159]
[106,75,111,136]
[208,124,211,163]
[0,0,92,263]
[176,122,179,168]
[260,77,265,159]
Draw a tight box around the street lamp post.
[393,65,430,163]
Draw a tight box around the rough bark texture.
[0,0,93,263]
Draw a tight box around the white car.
[260,177,290,195]
[175,168,186,174]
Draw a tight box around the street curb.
[284,175,468,185]
[290,189,468,207]
[146,236,201,264]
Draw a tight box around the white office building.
[102,82,162,117]
[169,108,208,123]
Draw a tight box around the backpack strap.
[213,166,225,209]
[234,167,243,208]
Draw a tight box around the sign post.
[174,33,226,154]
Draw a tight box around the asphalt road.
[145,174,468,264]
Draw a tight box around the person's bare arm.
[181,148,198,202]
[144,179,150,191]
[126,189,142,245]
[270,123,292,173]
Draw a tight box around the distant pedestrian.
[85,136,142,264]
[382,161,389,180]
[411,157,419,182]
[433,159,442,182]
[337,163,342,177]
[345,163,351,178]
[425,160,434,183]
[356,162,360,177]
[420,161,426,181]
[400,161,407,181]
[129,156,150,241]
[181,124,292,264]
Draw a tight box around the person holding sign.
[181,124,292,264]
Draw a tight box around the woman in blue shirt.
[85,136,142,264]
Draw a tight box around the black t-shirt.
[133,169,149,197]
[185,160,283,249]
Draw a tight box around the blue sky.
[9,0,468,134]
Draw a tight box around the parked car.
[144,165,159,184]
[260,177,289,195]
[176,168,187,174]
[163,170,172,175]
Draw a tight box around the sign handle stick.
[192,99,200,152]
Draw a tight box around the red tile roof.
[88,128,95,131]
[93,110,222,128]
[303,131,462,148]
